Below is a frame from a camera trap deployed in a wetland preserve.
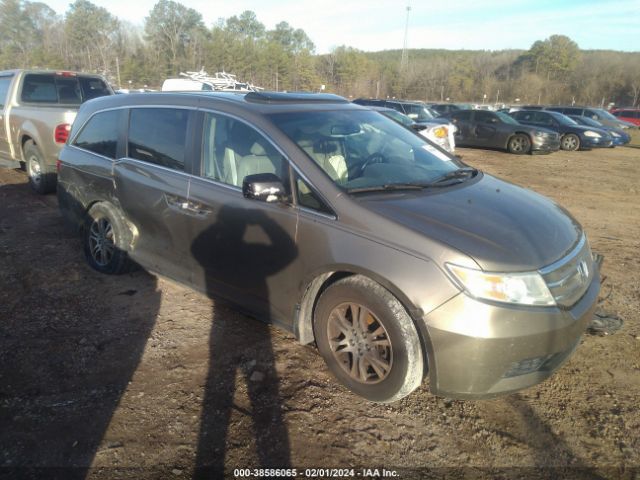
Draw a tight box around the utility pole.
[400,4,411,71]
[116,57,121,89]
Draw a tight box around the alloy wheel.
[326,302,393,384]
[88,217,115,267]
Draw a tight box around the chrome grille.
[540,236,594,308]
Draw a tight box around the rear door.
[0,74,14,161]
[186,111,300,324]
[449,110,473,143]
[113,107,196,284]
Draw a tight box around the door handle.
[165,194,211,216]
[182,201,212,217]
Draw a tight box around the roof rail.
[244,91,348,104]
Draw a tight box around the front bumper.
[531,137,560,154]
[423,269,600,399]
[583,136,613,148]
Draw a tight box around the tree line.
[1,0,639,107]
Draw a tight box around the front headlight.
[430,126,448,138]
[610,131,621,138]
[534,130,546,137]
[446,264,556,306]
[584,130,601,138]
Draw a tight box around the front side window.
[128,108,189,171]
[73,110,120,159]
[475,111,495,123]
[295,174,333,214]
[270,110,461,191]
[452,110,472,121]
[201,112,289,189]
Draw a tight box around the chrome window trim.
[69,104,195,145]
[187,172,242,193]
[66,144,115,163]
[114,157,191,178]
[297,205,337,221]
[538,234,587,275]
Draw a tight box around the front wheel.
[314,275,424,403]
[561,134,580,151]
[507,134,531,154]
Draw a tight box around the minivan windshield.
[270,110,464,191]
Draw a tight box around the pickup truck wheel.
[84,203,133,274]
[24,140,56,194]
[314,275,424,403]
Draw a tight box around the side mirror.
[242,173,287,203]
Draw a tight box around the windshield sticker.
[422,144,451,161]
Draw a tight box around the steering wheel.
[358,152,388,177]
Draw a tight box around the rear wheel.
[561,134,580,151]
[24,140,56,194]
[507,134,531,154]
[84,203,133,274]
[314,275,424,403]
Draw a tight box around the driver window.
[476,111,494,123]
[202,112,290,190]
[295,174,333,215]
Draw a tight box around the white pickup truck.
[0,69,113,193]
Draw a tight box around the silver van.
[57,92,600,402]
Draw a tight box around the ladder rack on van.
[178,69,263,92]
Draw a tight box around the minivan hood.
[359,174,582,271]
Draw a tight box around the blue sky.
[45,0,640,54]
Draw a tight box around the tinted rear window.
[128,108,189,171]
[21,73,111,104]
[73,110,120,159]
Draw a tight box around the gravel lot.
[0,144,639,479]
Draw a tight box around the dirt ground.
[0,144,639,479]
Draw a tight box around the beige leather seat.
[298,137,347,183]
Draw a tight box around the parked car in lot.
[368,106,456,153]
[428,103,473,116]
[445,109,560,154]
[567,115,631,147]
[58,91,600,402]
[510,110,613,150]
[545,106,635,130]
[352,98,439,127]
[0,69,113,193]
[610,108,640,127]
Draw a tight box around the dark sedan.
[446,109,559,154]
[568,115,631,147]
[510,110,613,150]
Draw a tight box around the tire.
[561,133,580,151]
[507,134,531,154]
[83,202,133,274]
[24,140,56,194]
[314,275,424,403]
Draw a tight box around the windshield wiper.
[431,167,478,184]
[347,183,431,194]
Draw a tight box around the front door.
[186,112,300,325]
